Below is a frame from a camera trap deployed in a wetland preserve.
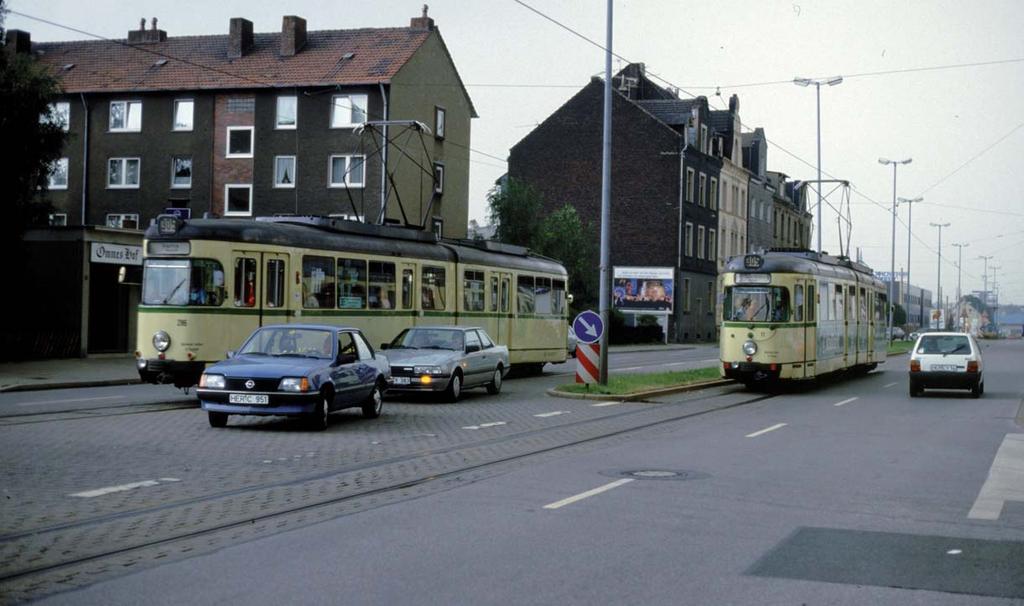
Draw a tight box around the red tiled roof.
[31,27,432,93]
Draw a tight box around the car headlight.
[152,330,171,352]
[742,340,758,356]
[279,377,310,392]
[414,366,445,375]
[200,373,225,389]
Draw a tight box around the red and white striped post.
[575,342,601,384]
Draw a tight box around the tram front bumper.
[722,361,781,383]
[137,358,206,388]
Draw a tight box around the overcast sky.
[8,0,1023,305]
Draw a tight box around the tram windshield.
[143,259,225,306]
[724,286,790,322]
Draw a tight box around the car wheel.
[208,411,228,428]
[980,380,985,395]
[486,366,503,395]
[445,371,462,403]
[362,382,384,419]
[971,381,982,399]
[310,390,330,431]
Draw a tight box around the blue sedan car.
[197,324,389,430]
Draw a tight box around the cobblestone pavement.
[0,364,753,603]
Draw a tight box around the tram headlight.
[152,330,171,352]
[742,340,758,356]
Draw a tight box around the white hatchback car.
[908,332,984,398]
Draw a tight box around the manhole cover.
[601,469,709,481]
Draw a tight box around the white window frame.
[685,222,694,257]
[49,213,68,226]
[107,157,141,189]
[172,99,194,131]
[274,155,296,189]
[48,157,69,190]
[226,126,254,159]
[708,228,717,261]
[275,95,297,129]
[435,106,446,139]
[434,162,445,195]
[109,100,142,132]
[328,155,366,188]
[686,168,695,203]
[330,94,368,128]
[170,156,192,189]
[106,213,140,229]
[224,184,253,217]
[709,177,718,211]
[697,225,706,260]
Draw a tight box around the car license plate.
[229,393,269,405]
[931,364,958,371]
[392,377,411,385]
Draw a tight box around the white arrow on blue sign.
[572,310,604,344]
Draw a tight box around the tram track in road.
[0,386,773,591]
[0,400,197,425]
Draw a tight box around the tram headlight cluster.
[152,330,171,352]
[742,340,758,356]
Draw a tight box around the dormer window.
[700,125,708,154]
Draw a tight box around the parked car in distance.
[567,325,578,358]
[381,326,509,401]
[197,324,389,430]
[908,331,984,398]
[890,326,906,340]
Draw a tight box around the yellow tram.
[720,251,888,385]
[137,215,568,387]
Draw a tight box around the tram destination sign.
[743,254,764,269]
[91,242,142,266]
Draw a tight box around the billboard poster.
[929,307,945,330]
[612,267,674,313]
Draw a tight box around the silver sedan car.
[381,326,510,401]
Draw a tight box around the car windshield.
[389,328,465,351]
[916,334,971,355]
[239,327,335,359]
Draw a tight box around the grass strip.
[556,367,720,395]
[887,340,915,355]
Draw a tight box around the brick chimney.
[128,18,166,43]
[3,29,31,57]
[228,18,254,59]
[410,4,435,30]
[280,16,307,56]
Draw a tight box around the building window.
[686,168,695,203]
[224,184,253,216]
[107,157,140,188]
[685,222,693,257]
[109,100,142,132]
[329,155,365,188]
[433,163,445,195]
[106,213,139,229]
[173,99,193,131]
[274,156,296,188]
[330,94,368,128]
[697,226,706,260]
[700,124,708,154]
[276,96,297,129]
[44,102,70,131]
[226,126,254,158]
[49,213,68,226]
[740,188,747,218]
[708,229,716,262]
[699,173,707,207]
[170,156,192,189]
[48,158,69,189]
[435,106,446,139]
[709,177,718,211]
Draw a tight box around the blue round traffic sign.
[573,310,604,344]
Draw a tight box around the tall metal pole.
[930,222,950,327]
[990,265,1001,331]
[815,83,822,253]
[889,166,897,339]
[597,0,613,385]
[952,242,968,329]
[978,255,993,306]
[898,196,922,327]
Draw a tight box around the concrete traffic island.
[549,367,732,401]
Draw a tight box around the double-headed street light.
[880,157,911,338]
[897,196,923,326]
[794,75,843,253]
[930,222,950,327]
[951,242,969,328]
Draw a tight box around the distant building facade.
[710,97,748,270]
[768,171,811,249]
[742,128,773,253]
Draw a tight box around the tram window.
[795,285,804,322]
[876,293,886,322]
[302,256,335,309]
[860,288,868,321]
[401,268,414,310]
[337,258,367,309]
[266,259,285,308]
[834,285,843,322]
[552,280,566,315]
[725,286,789,322]
[500,278,510,313]
[807,285,816,321]
[189,259,224,306]
[517,276,535,313]
[422,266,446,310]
[143,258,224,306]
[368,261,396,310]
[463,270,485,312]
[490,277,499,312]
[233,257,257,307]
[535,277,552,314]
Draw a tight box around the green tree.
[1,0,67,261]
[535,204,598,314]
[486,177,543,249]
[893,303,907,326]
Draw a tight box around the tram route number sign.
[743,254,764,269]
[573,310,604,345]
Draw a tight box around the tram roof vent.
[255,215,437,243]
[446,238,530,257]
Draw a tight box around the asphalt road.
[2,340,1021,604]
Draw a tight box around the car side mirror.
[380,343,389,350]
[226,350,236,359]
[337,353,358,365]
[466,344,481,354]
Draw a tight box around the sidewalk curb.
[547,378,735,402]
[607,346,697,355]
[0,378,141,393]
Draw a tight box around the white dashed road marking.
[884,382,898,388]
[746,423,788,438]
[543,479,634,510]
[833,397,859,407]
[70,478,181,498]
[591,401,622,407]
[968,434,1024,520]
[534,411,571,418]
[462,421,507,430]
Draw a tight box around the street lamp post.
[951,242,969,329]
[990,265,1001,332]
[929,222,950,328]
[880,157,912,339]
[794,75,843,253]
[898,196,922,327]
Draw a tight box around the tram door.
[495,272,512,346]
[262,253,289,326]
[231,251,262,336]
